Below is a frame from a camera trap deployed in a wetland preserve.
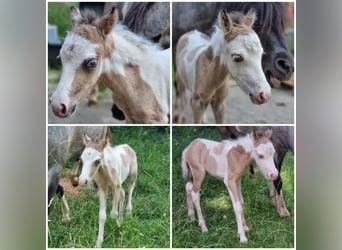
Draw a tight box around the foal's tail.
[181,148,193,182]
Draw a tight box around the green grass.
[172,126,294,248]
[48,2,79,39]
[48,127,170,248]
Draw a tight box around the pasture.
[48,126,170,248]
[172,126,294,248]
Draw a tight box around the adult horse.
[172,2,294,88]
[48,126,108,221]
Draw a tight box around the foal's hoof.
[96,240,103,248]
[61,216,70,223]
[87,100,97,107]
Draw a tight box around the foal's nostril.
[49,98,52,105]
[259,92,266,102]
[61,103,67,115]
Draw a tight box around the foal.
[76,133,138,247]
[50,7,170,123]
[175,9,270,123]
[181,129,278,243]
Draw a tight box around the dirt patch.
[60,170,84,198]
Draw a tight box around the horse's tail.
[181,147,193,182]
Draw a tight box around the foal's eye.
[232,54,244,63]
[258,154,264,159]
[86,58,97,69]
[94,159,101,166]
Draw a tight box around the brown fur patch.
[102,65,165,123]
[227,145,252,180]
[194,47,229,102]
[225,25,254,43]
[177,36,189,55]
[120,146,134,168]
[185,140,207,192]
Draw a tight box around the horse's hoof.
[278,208,291,218]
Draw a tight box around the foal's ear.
[99,6,118,35]
[264,128,273,139]
[244,8,256,28]
[251,130,258,143]
[219,9,233,34]
[70,6,82,27]
[83,133,92,146]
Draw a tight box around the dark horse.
[172,2,294,88]
[217,126,294,217]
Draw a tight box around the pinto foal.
[73,133,138,247]
[181,129,278,243]
[50,7,170,123]
[175,9,270,123]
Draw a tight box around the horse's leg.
[186,181,195,219]
[271,185,290,217]
[190,166,207,232]
[271,151,290,217]
[88,85,98,107]
[96,188,107,248]
[56,184,70,222]
[211,83,229,124]
[226,178,248,243]
[191,94,209,124]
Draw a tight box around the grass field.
[172,126,294,248]
[48,126,170,248]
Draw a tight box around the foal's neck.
[210,28,231,67]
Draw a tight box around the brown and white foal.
[50,7,170,123]
[75,133,138,247]
[181,129,278,243]
[175,9,270,123]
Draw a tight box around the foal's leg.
[185,181,195,219]
[211,83,229,124]
[111,185,121,220]
[174,74,187,123]
[237,178,249,231]
[226,179,248,243]
[126,161,138,213]
[88,85,98,107]
[191,168,208,232]
[117,188,125,225]
[191,94,209,124]
[97,188,107,248]
[126,175,136,213]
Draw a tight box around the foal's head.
[250,129,278,181]
[79,133,108,187]
[50,7,118,118]
[218,9,271,104]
